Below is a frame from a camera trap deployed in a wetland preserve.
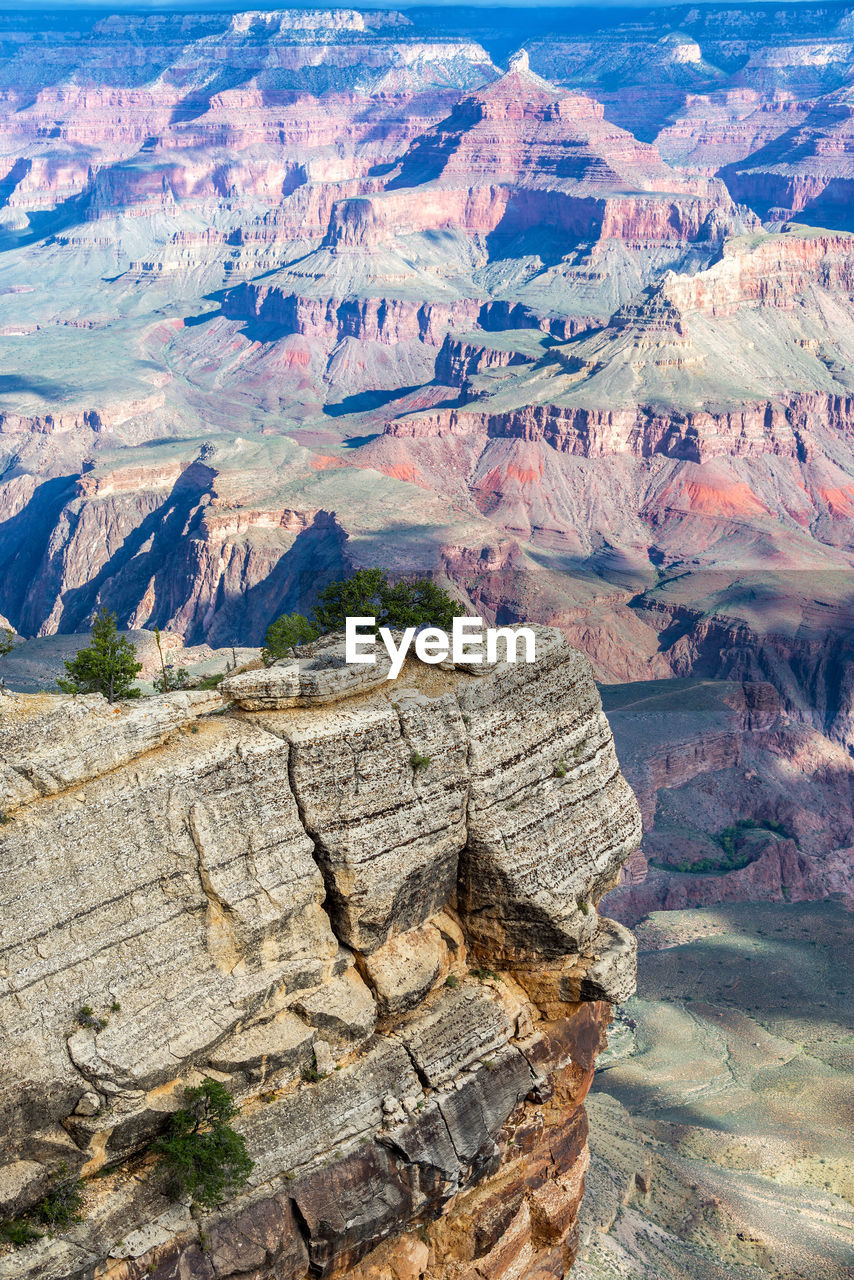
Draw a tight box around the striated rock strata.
[0,626,641,1280]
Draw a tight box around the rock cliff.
[0,626,641,1280]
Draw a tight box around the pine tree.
[154,1078,253,1209]
[311,568,464,633]
[57,608,142,702]
[312,567,387,633]
[0,628,18,657]
[261,611,320,666]
[380,577,465,630]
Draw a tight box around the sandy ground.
[577,900,854,1280]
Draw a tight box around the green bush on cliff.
[0,1218,41,1248]
[34,1164,85,1229]
[0,1163,84,1247]
[262,569,465,663]
[154,1078,253,1209]
[261,611,320,665]
[57,608,142,702]
[0,627,18,657]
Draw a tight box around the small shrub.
[35,1164,85,1228]
[77,1005,107,1031]
[410,752,431,773]
[301,1065,321,1083]
[0,1218,41,1247]
[110,1001,121,1013]
[553,760,568,778]
[153,665,191,694]
[154,1079,253,1209]
[444,974,459,989]
[194,672,226,690]
[0,627,19,657]
[57,607,141,702]
[470,967,499,983]
[0,810,10,825]
[261,612,319,666]
[578,900,590,915]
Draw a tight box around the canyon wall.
[0,626,641,1280]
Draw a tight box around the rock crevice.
[0,626,641,1280]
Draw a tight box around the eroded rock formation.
[0,626,641,1280]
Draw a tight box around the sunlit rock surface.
[0,627,640,1279]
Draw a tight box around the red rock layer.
[113,1003,608,1280]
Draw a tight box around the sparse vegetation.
[194,671,226,690]
[34,1164,85,1229]
[470,966,499,982]
[76,1004,108,1031]
[0,1218,41,1248]
[57,608,142,702]
[0,1165,83,1248]
[153,664,191,693]
[0,810,10,825]
[153,1078,253,1209]
[260,570,466,669]
[553,760,568,778]
[444,974,459,988]
[651,818,799,875]
[410,751,431,772]
[0,627,19,657]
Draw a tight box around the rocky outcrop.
[721,89,854,224]
[434,332,542,388]
[222,286,482,349]
[382,391,854,462]
[0,627,641,1279]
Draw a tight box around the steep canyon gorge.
[1,5,853,1278]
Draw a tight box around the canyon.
[0,628,642,1279]
[2,5,854,748]
[1,4,854,1276]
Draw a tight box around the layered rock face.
[0,627,641,1279]
[2,3,854,922]
[598,677,854,923]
